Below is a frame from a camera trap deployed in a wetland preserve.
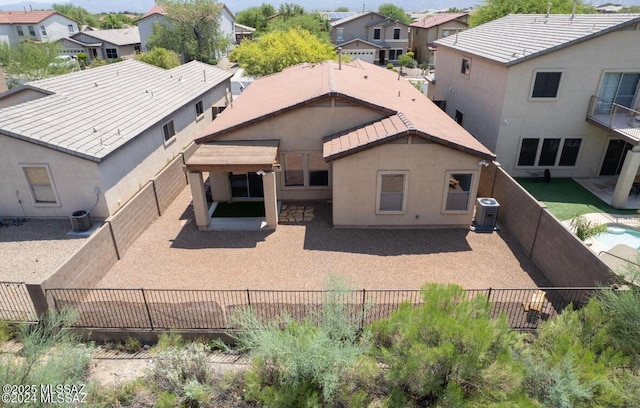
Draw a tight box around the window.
[393,27,401,39]
[531,71,562,98]
[461,57,471,76]
[40,25,47,36]
[195,100,204,118]
[517,137,582,167]
[336,27,344,42]
[16,26,24,36]
[212,106,225,120]
[105,48,118,59]
[283,152,329,188]
[373,27,381,40]
[445,173,473,211]
[388,49,403,60]
[23,166,58,204]
[284,153,304,186]
[68,24,74,33]
[28,25,36,36]
[377,172,408,213]
[455,110,463,125]
[162,120,176,142]
[134,45,141,54]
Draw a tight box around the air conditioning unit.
[474,198,500,229]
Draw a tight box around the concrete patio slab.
[96,186,548,291]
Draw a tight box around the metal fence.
[0,282,38,322]
[45,287,598,331]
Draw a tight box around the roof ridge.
[396,111,415,129]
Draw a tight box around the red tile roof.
[0,10,57,24]
[141,5,166,19]
[411,13,468,29]
[197,60,494,160]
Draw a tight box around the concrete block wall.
[477,162,498,198]
[154,156,188,215]
[108,183,159,257]
[532,212,613,287]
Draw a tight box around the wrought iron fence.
[46,287,600,331]
[0,282,38,322]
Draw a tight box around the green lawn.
[212,201,265,217]
[516,178,639,221]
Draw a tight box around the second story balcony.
[587,95,640,142]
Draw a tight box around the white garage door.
[344,49,376,64]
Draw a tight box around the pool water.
[593,225,640,250]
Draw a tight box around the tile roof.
[71,27,140,46]
[436,13,640,66]
[0,60,232,162]
[141,5,166,19]
[0,10,57,24]
[410,13,468,29]
[197,60,494,160]
[336,38,382,48]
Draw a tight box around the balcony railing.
[587,95,640,142]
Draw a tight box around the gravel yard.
[97,187,548,291]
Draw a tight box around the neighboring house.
[0,10,79,46]
[234,22,254,44]
[409,13,468,68]
[137,4,235,57]
[430,14,640,208]
[184,60,494,230]
[319,11,359,23]
[330,11,410,65]
[0,60,232,219]
[59,27,141,60]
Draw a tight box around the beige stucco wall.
[0,88,49,109]
[211,99,385,201]
[332,141,481,227]
[411,20,467,66]
[435,28,639,178]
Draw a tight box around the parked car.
[48,55,77,70]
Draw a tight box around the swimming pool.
[592,224,640,251]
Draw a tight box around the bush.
[386,63,394,69]
[570,215,607,241]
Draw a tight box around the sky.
[0,0,638,13]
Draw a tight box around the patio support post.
[262,171,278,229]
[611,147,640,208]
[188,171,211,230]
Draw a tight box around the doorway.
[229,173,264,198]
[600,139,632,176]
[379,50,386,65]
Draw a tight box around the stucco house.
[59,27,141,60]
[409,13,468,68]
[0,59,232,220]
[0,10,79,46]
[137,4,235,57]
[185,60,495,230]
[330,12,410,65]
[429,13,640,208]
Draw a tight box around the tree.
[470,0,596,26]
[136,47,181,69]
[334,7,349,12]
[278,3,305,18]
[97,13,136,29]
[148,0,233,63]
[0,41,69,83]
[398,51,417,72]
[235,4,276,32]
[52,3,97,26]
[378,3,411,24]
[266,12,330,40]
[229,28,336,77]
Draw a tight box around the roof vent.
[94,82,98,87]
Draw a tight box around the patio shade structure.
[184,140,280,230]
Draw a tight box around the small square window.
[68,24,75,33]
[23,166,58,204]
[377,172,408,213]
[195,100,204,117]
[532,71,562,98]
[284,153,304,186]
[373,28,381,40]
[16,26,24,36]
[461,57,471,76]
[105,48,118,59]
[40,25,47,36]
[162,120,176,142]
[445,173,473,211]
[28,25,36,36]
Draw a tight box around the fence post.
[140,289,154,330]
[486,287,492,305]
[150,180,162,216]
[360,289,366,330]
[25,284,49,320]
[246,289,252,307]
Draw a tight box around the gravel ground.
[0,218,90,283]
[97,187,548,291]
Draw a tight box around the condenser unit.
[474,198,500,230]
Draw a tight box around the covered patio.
[184,140,281,231]
[575,176,640,210]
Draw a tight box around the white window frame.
[16,25,24,36]
[281,151,330,189]
[68,24,75,33]
[27,25,36,36]
[373,27,381,40]
[162,119,176,145]
[40,25,47,36]
[515,137,583,168]
[376,170,409,214]
[442,171,476,214]
[336,27,344,42]
[21,164,61,207]
[529,69,564,101]
[195,100,204,119]
[105,48,118,59]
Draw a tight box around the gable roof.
[336,38,382,49]
[331,11,409,28]
[140,5,166,20]
[410,13,468,29]
[71,27,140,46]
[436,13,640,66]
[0,10,60,24]
[197,60,494,160]
[0,60,232,162]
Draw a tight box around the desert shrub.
[86,378,150,407]
[570,215,607,241]
[596,286,640,370]
[369,284,531,407]
[153,331,187,352]
[115,336,142,353]
[386,62,394,69]
[145,342,213,407]
[0,320,19,343]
